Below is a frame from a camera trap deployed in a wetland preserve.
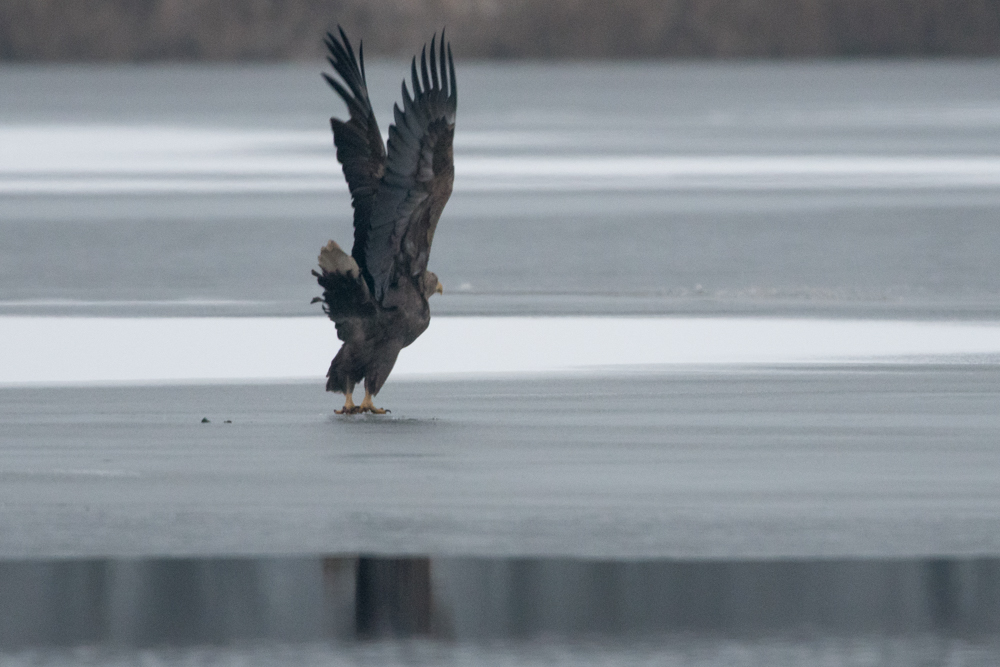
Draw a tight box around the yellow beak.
[435,281,444,295]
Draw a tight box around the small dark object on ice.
[313,27,456,416]
[224,420,232,423]
[201,417,210,423]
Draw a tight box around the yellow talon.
[335,391,356,414]
[358,391,389,414]
[335,390,389,415]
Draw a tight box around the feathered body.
[312,28,456,413]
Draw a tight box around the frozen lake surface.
[3,60,1000,662]
[2,316,1000,385]
[4,367,1000,660]
[4,369,1000,560]
[3,61,1000,318]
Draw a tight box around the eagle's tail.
[312,240,373,321]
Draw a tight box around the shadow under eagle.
[311,28,456,414]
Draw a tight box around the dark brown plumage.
[312,27,456,414]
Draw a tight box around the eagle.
[311,28,456,414]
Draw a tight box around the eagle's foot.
[335,392,357,414]
[334,391,389,415]
[358,392,389,415]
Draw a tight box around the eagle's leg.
[358,390,389,415]
[335,389,357,415]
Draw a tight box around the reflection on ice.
[1,316,999,386]
[2,556,1000,651]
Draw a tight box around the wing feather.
[429,36,440,91]
[448,44,457,105]
[323,27,386,277]
[365,32,457,302]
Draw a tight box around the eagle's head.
[420,271,444,299]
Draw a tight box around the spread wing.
[323,27,386,276]
[364,34,457,302]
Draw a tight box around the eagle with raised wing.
[312,28,456,414]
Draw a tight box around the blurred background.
[2,0,1000,61]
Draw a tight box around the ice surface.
[5,62,1000,318]
[2,316,1000,386]
[4,638,1000,667]
[7,123,1000,193]
[2,370,1000,560]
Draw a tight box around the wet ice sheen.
[3,372,1000,561]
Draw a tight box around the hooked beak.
[435,281,444,295]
